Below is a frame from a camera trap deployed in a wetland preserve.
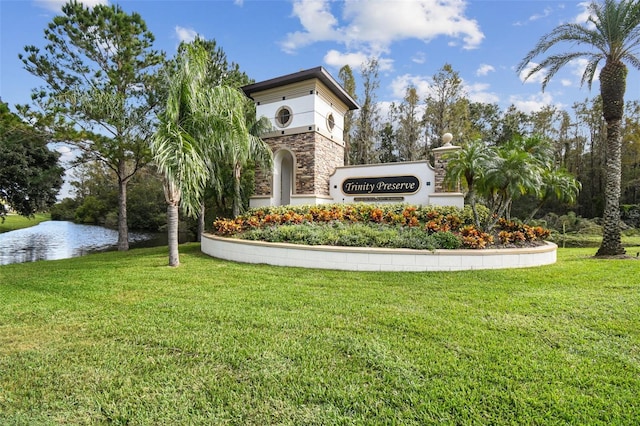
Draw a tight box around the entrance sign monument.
[241,67,464,209]
[201,67,557,271]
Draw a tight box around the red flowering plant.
[495,218,551,246]
[459,225,494,249]
[210,203,550,249]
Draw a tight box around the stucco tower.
[242,67,359,208]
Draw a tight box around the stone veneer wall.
[313,133,344,195]
[432,151,448,193]
[254,131,344,198]
[254,164,272,196]
[432,149,460,193]
[293,132,317,194]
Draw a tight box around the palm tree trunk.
[466,188,482,229]
[596,118,625,256]
[525,198,547,224]
[197,202,205,242]
[486,193,511,231]
[163,180,181,267]
[596,61,626,257]
[233,162,242,218]
[167,202,180,267]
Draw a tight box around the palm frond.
[153,43,268,218]
[581,58,602,89]
[518,0,640,88]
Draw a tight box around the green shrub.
[541,211,603,235]
[395,227,437,250]
[103,211,119,229]
[238,222,462,250]
[621,204,640,228]
[50,198,79,221]
[74,196,108,224]
[431,231,462,249]
[243,223,330,245]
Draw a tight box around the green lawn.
[552,232,640,248]
[1,244,639,425]
[0,213,51,233]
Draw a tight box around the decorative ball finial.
[442,133,453,146]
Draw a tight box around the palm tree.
[517,0,640,256]
[518,135,555,169]
[152,43,257,266]
[482,142,543,229]
[228,114,272,217]
[525,168,582,223]
[444,139,495,228]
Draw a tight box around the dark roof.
[241,66,359,111]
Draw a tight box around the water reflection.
[0,221,165,265]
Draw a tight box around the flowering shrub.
[496,218,552,245]
[211,203,550,250]
[212,218,243,236]
[459,225,494,249]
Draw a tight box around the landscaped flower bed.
[212,204,551,250]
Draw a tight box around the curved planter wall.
[201,234,557,272]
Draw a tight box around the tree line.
[340,59,640,223]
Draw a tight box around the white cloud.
[561,79,572,87]
[513,4,563,27]
[36,0,107,12]
[323,50,393,72]
[574,1,593,25]
[529,7,552,22]
[389,73,497,105]
[518,62,546,84]
[49,143,77,165]
[509,92,556,114]
[342,0,484,50]
[175,26,198,43]
[568,58,599,86]
[476,64,495,77]
[390,74,433,100]
[324,50,368,69]
[378,100,394,121]
[234,0,244,6]
[466,82,499,104]
[375,57,394,72]
[55,145,73,162]
[517,2,589,29]
[570,58,589,77]
[281,0,341,53]
[282,0,484,54]
[412,52,426,65]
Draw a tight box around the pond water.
[0,221,167,265]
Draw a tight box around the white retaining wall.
[201,234,557,272]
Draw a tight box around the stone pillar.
[431,133,461,193]
[253,131,344,204]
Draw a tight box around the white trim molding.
[201,234,557,272]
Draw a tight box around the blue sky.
[1,0,639,119]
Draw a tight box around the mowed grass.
[1,243,639,425]
[553,232,640,248]
[0,213,51,233]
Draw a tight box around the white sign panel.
[329,161,436,205]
